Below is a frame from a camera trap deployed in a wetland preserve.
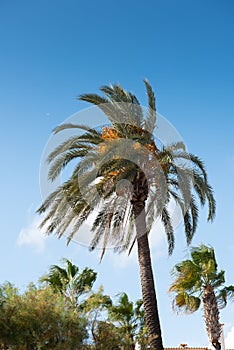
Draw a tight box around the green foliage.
[0,282,88,350]
[108,292,144,339]
[91,321,124,350]
[80,288,147,349]
[80,286,114,346]
[0,266,156,349]
[40,258,97,307]
[108,293,146,349]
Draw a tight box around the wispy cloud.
[225,326,234,348]
[17,215,47,253]
[107,220,167,269]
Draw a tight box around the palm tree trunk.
[203,285,221,350]
[133,203,164,350]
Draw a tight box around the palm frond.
[173,151,207,182]
[47,139,88,164]
[172,292,201,314]
[48,149,90,181]
[144,79,156,133]
[161,207,174,255]
[217,286,234,308]
[100,84,132,103]
[163,142,186,153]
[78,93,108,106]
[53,123,102,135]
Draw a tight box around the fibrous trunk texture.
[134,202,164,350]
[203,285,221,350]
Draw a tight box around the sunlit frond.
[144,79,156,134]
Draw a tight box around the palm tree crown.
[38,80,215,256]
[40,258,97,306]
[38,81,216,349]
[169,244,234,349]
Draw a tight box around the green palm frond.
[78,93,109,106]
[173,151,207,182]
[40,264,68,293]
[211,270,225,288]
[40,259,97,305]
[53,123,102,135]
[144,79,156,134]
[47,135,100,163]
[161,207,174,255]
[74,267,97,295]
[217,286,234,308]
[170,259,201,293]
[192,173,216,221]
[190,245,217,273]
[63,258,79,278]
[100,84,132,103]
[172,292,201,314]
[129,92,144,126]
[48,149,90,181]
[189,196,199,237]
[79,92,124,128]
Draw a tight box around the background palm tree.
[169,244,234,350]
[38,81,215,349]
[108,292,144,349]
[40,258,97,307]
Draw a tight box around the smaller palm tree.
[169,244,234,350]
[40,258,97,307]
[108,292,145,349]
[79,286,112,345]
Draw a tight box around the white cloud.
[106,219,167,269]
[225,326,234,349]
[17,216,47,253]
[17,199,176,264]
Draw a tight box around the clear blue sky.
[1,0,234,347]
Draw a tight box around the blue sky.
[1,0,234,347]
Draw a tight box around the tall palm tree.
[38,81,215,349]
[40,258,97,307]
[169,244,234,350]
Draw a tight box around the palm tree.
[38,81,215,349]
[108,292,144,349]
[40,258,97,307]
[79,286,112,346]
[169,244,234,350]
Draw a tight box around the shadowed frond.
[217,286,234,308]
[161,207,174,255]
